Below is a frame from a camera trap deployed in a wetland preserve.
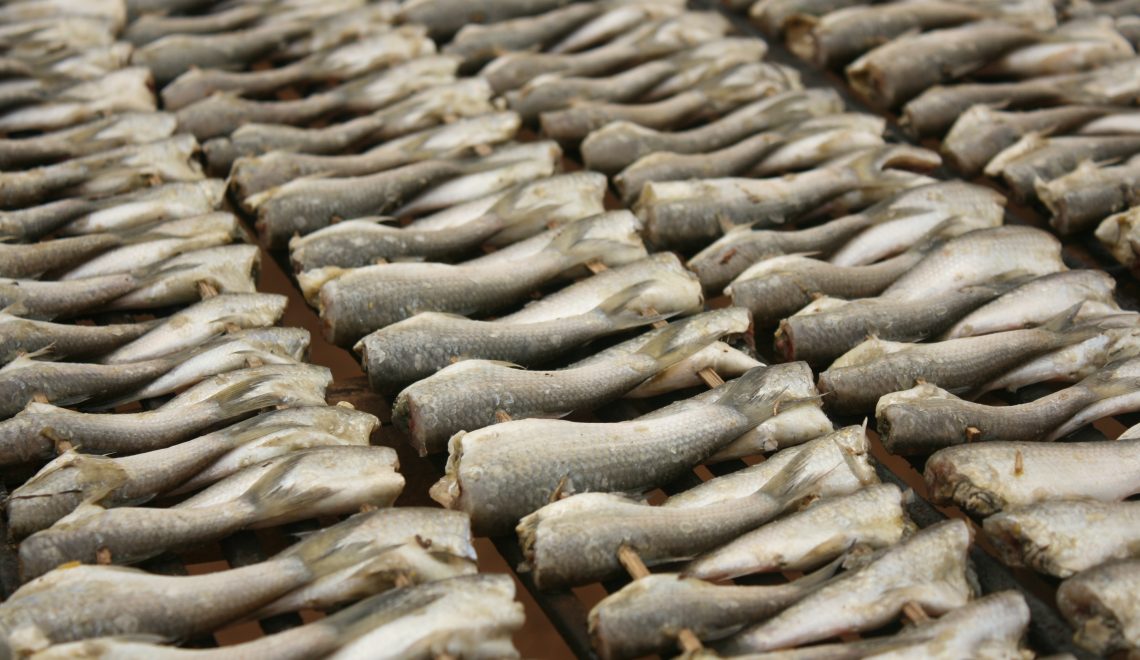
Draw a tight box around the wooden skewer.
[197,280,220,299]
[902,601,931,624]
[618,544,703,653]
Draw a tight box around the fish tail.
[243,455,333,524]
[634,308,748,368]
[720,364,818,425]
[755,448,818,503]
[593,281,678,331]
[843,144,942,187]
[545,213,645,268]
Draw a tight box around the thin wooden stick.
[617,545,704,653]
[902,601,931,624]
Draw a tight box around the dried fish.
[0,67,155,133]
[925,438,1140,515]
[433,365,796,536]
[395,309,747,456]
[581,88,843,175]
[846,21,1039,109]
[55,179,225,237]
[663,424,877,508]
[878,357,1140,453]
[0,112,177,170]
[232,111,520,198]
[986,499,1140,577]
[202,78,494,174]
[1097,206,1140,269]
[161,26,435,110]
[443,3,602,68]
[310,212,646,346]
[1058,559,1140,655]
[517,451,826,588]
[987,134,1140,202]
[0,365,331,466]
[0,235,119,280]
[103,244,260,311]
[686,484,907,581]
[637,144,940,249]
[818,313,1106,415]
[589,564,836,659]
[1039,155,1140,235]
[289,170,604,270]
[0,314,155,366]
[719,520,973,653]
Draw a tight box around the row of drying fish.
[0,1,536,657]
[741,0,1140,246]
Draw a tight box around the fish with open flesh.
[1097,206,1140,269]
[985,499,1140,578]
[434,365,797,536]
[1058,559,1140,655]
[925,438,1140,515]
[310,212,646,345]
[395,309,747,456]
[719,519,973,653]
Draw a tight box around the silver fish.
[625,341,763,398]
[101,292,286,364]
[252,507,477,619]
[942,104,1118,177]
[0,508,405,651]
[104,244,260,311]
[480,13,730,93]
[18,446,403,578]
[0,136,202,209]
[538,62,801,144]
[548,2,686,54]
[728,591,1031,660]
[846,21,1041,109]
[925,438,1140,515]
[0,313,155,366]
[174,55,460,141]
[395,309,747,456]
[122,4,261,46]
[901,56,1140,138]
[985,499,1140,578]
[749,0,867,34]
[0,365,331,465]
[433,365,795,536]
[130,21,311,85]
[581,88,844,175]
[975,19,1134,79]
[8,404,376,538]
[719,519,973,654]
[943,270,1119,339]
[880,226,1066,302]
[637,144,940,249]
[0,234,120,280]
[443,3,603,68]
[327,574,524,660]
[878,358,1140,453]
[357,279,696,393]
[1057,559,1140,655]
[819,313,1109,415]
[201,78,494,174]
[0,112,176,170]
[686,484,908,581]
[231,111,520,198]
[399,0,575,39]
[0,68,155,133]
[496,252,699,324]
[1039,155,1140,235]
[516,451,826,588]
[589,564,837,659]
[56,179,225,236]
[310,212,647,346]
[987,133,1140,203]
[287,170,604,270]
[662,424,878,508]
[160,26,435,110]
[249,140,557,247]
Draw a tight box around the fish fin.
[545,216,640,267]
[593,282,677,331]
[633,316,723,369]
[25,450,128,506]
[204,377,290,418]
[796,552,846,588]
[840,145,941,187]
[754,448,819,503]
[242,456,334,521]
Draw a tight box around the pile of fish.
[5,0,1140,657]
[742,0,1140,254]
[0,0,530,656]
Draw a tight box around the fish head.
[924,451,1005,515]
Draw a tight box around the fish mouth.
[773,319,795,362]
